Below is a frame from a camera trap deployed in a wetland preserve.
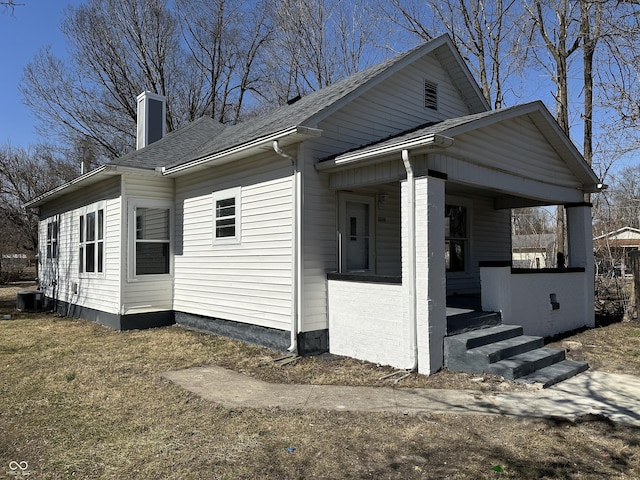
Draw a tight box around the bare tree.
[1,0,23,14]
[21,0,204,161]
[580,0,603,168]
[522,0,585,261]
[384,0,522,109]
[0,144,76,278]
[267,0,385,102]
[176,0,274,124]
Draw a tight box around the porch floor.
[446,295,501,336]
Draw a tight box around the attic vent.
[424,80,438,110]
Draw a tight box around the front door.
[339,193,375,272]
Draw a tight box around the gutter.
[401,149,418,372]
[24,164,161,209]
[163,126,321,176]
[317,133,453,171]
[25,165,109,209]
[273,140,302,354]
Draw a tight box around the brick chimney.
[136,91,166,150]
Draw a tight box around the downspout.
[273,140,301,354]
[401,149,418,372]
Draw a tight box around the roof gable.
[594,227,640,242]
[318,101,600,195]
[165,35,489,171]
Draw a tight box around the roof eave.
[316,133,454,172]
[24,164,158,209]
[161,126,322,176]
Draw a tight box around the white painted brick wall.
[327,280,413,369]
[481,267,594,337]
[415,176,446,374]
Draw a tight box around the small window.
[424,80,438,110]
[135,207,170,275]
[213,187,241,244]
[46,220,58,259]
[79,207,104,274]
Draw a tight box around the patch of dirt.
[1,290,639,480]
[548,320,640,377]
[2,284,638,393]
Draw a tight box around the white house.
[594,226,640,276]
[26,35,601,377]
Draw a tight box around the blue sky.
[0,1,634,177]
[0,1,82,148]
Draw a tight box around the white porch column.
[566,203,595,327]
[414,174,446,374]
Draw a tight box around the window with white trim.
[79,207,104,274]
[134,206,170,275]
[46,220,58,259]
[212,187,241,244]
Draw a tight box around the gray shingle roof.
[110,42,429,171]
[166,44,428,169]
[109,34,488,172]
[110,115,226,169]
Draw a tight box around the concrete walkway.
[161,366,640,427]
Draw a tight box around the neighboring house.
[512,233,556,269]
[593,227,640,276]
[26,35,601,375]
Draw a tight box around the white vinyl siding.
[444,117,583,190]
[298,51,472,332]
[38,197,122,315]
[310,54,472,161]
[122,175,175,314]
[298,50,470,331]
[37,177,122,314]
[374,184,402,276]
[173,153,294,330]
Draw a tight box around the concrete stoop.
[444,325,589,388]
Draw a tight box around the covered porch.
[317,103,601,375]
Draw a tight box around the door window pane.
[445,205,467,272]
[345,201,370,271]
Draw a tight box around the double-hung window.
[128,200,172,278]
[135,207,170,275]
[46,220,58,259]
[212,187,241,245]
[79,207,104,274]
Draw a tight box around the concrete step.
[515,359,589,388]
[446,324,523,350]
[486,347,566,380]
[447,311,502,335]
[445,332,543,374]
[469,335,544,365]
[444,324,589,387]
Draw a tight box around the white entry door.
[339,193,375,272]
